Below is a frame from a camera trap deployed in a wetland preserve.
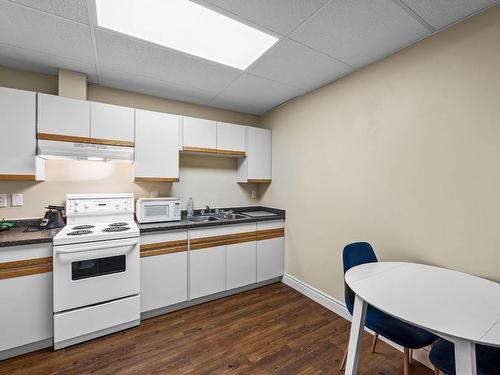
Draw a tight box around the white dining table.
[344,262,500,375]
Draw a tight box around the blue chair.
[340,242,438,375]
[429,338,500,375]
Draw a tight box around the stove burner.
[108,222,129,227]
[72,225,95,230]
[67,230,93,236]
[102,226,130,232]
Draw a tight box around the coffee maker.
[40,206,65,229]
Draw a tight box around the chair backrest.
[342,242,378,315]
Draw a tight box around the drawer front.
[141,230,188,257]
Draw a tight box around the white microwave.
[136,197,181,223]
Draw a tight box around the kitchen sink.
[188,216,220,223]
[224,214,248,220]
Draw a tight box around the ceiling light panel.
[95,0,278,70]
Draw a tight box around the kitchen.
[1,1,500,374]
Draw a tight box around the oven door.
[53,237,140,313]
[138,202,172,223]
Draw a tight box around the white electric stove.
[52,193,140,350]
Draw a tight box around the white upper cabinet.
[182,116,217,151]
[0,87,44,181]
[90,102,134,146]
[237,127,272,183]
[134,109,180,182]
[37,93,90,141]
[216,122,246,156]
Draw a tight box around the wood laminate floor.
[0,283,433,374]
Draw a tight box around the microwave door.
[144,204,170,218]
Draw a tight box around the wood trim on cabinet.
[182,146,218,154]
[0,174,36,181]
[190,231,257,251]
[247,179,272,184]
[134,177,180,183]
[37,132,91,144]
[0,256,53,280]
[91,138,134,147]
[140,240,188,257]
[182,146,246,157]
[216,149,246,157]
[256,228,284,241]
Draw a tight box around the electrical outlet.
[150,191,159,198]
[11,193,23,207]
[251,190,257,199]
[0,194,6,208]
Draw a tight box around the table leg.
[454,339,477,375]
[345,294,367,375]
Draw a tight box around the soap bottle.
[187,197,194,217]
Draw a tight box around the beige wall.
[0,67,260,219]
[260,5,500,302]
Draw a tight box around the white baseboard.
[282,273,433,369]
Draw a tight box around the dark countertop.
[0,220,61,248]
[138,206,285,233]
[0,207,285,246]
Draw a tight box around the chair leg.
[403,348,411,375]
[371,332,379,353]
[340,344,348,371]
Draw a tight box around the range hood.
[37,140,134,162]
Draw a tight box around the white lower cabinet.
[226,241,256,289]
[0,244,53,359]
[189,246,226,299]
[257,237,284,282]
[256,221,285,282]
[140,230,188,313]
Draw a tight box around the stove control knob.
[84,204,89,209]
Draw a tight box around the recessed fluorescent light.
[95,0,278,70]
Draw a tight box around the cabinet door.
[248,127,271,180]
[216,122,246,155]
[237,126,272,183]
[0,244,53,358]
[189,246,225,299]
[134,109,180,182]
[37,93,90,141]
[141,252,188,313]
[256,221,284,282]
[226,241,256,290]
[0,87,42,180]
[182,116,217,151]
[90,102,134,146]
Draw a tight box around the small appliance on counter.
[0,219,16,232]
[39,206,65,229]
[136,197,181,223]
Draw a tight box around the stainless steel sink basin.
[224,214,248,220]
[188,216,220,223]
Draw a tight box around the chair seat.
[429,338,500,375]
[364,305,438,349]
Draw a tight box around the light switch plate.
[251,190,257,199]
[0,194,6,208]
[11,193,23,207]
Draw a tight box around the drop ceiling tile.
[95,29,242,93]
[0,1,94,63]
[248,38,355,91]
[100,68,216,107]
[290,0,431,68]
[220,73,305,108]
[402,0,499,30]
[9,0,89,24]
[210,94,275,115]
[0,42,98,82]
[195,0,329,35]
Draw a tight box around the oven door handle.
[55,239,138,263]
